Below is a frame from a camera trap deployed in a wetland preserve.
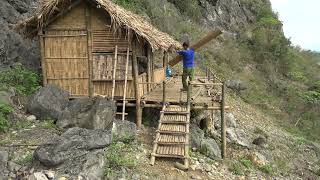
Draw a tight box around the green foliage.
[16,153,34,165]
[105,142,137,176]
[0,113,10,132]
[0,102,13,132]
[259,164,274,174]
[168,0,203,20]
[40,119,56,129]
[0,65,40,96]
[231,163,244,175]
[239,156,253,169]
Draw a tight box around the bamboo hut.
[17,0,181,100]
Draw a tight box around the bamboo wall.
[41,1,162,99]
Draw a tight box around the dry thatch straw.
[16,0,182,52]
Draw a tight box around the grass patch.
[16,152,34,165]
[0,139,11,145]
[40,119,56,129]
[239,156,253,169]
[104,142,137,177]
[259,164,274,174]
[0,102,13,132]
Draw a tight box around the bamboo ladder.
[150,53,191,168]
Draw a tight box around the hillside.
[0,0,319,179]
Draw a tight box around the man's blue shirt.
[178,48,195,68]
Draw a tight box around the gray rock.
[27,115,37,121]
[8,161,21,172]
[213,112,237,129]
[0,150,9,164]
[0,0,40,71]
[226,79,247,92]
[0,88,15,105]
[0,150,9,178]
[252,136,267,147]
[34,127,112,167]
[112,120,137,142]
[200,138,222,159]
[226,128,250,148]
[27,85,69,120]
[28,172,49,180]
[190,124,204,149]
[226,113,237,128]
[57,97,116,130]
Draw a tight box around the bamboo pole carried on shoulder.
[168,29,222,67]
[111,45,118,100]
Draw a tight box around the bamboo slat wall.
[41,1,156,98]
[44,30,89,96]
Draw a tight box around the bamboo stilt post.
[85,6,93,97]
[162,52,168,105]
[122,46,130,121]
[132,42,142,128]
[147,46,152,92]
[111,45,118,100]
[221,82,226,158]
[39,30,47,86]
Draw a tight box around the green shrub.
[0,65,40,96]
[259,164,274,174]
[105,142,137,171]
[16,153,34,165]
[0,102,13,132]
[240,156,253,169]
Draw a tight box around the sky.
[270,0,320,51]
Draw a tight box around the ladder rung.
[156,130,188,134]
[159,121,189,124]
[116,112,128,115]
[161,111,189,115]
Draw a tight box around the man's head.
[182,42,189,50]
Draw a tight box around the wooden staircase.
[150,105,190,167]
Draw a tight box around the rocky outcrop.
[27,85,69,120]
[57,97,116,130]
[112,120,137,141]
[0,0,40,70]
[34,127,112,167]
[199,0,260,31]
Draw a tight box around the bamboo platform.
[142,76,223,107]
[150,105,190,167]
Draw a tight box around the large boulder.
[55,149,106,179]
[57,97,116,130]
[0,150,9,179]
[226,79,247,92]
[190,124,205,149]
[112,120,137,142]
[214,112,238,129]
[34,127,112,167]
[226,127,250,148]
[200,138,222,159]
[27,85,69,120]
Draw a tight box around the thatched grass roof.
[16,0,182,52]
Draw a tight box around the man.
[178,42,195,91]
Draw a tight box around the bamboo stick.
[111,45,118,100]
[221,82,226,159]
[122,46,130,121]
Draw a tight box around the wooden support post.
[111,45,118,100]
[39,30,47,86]
[85,6,93,97]
[132,42,142,128]
[221,83,226,159]
[147,46,152,92]
[122,46,130,121]
[162,52,168,105]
